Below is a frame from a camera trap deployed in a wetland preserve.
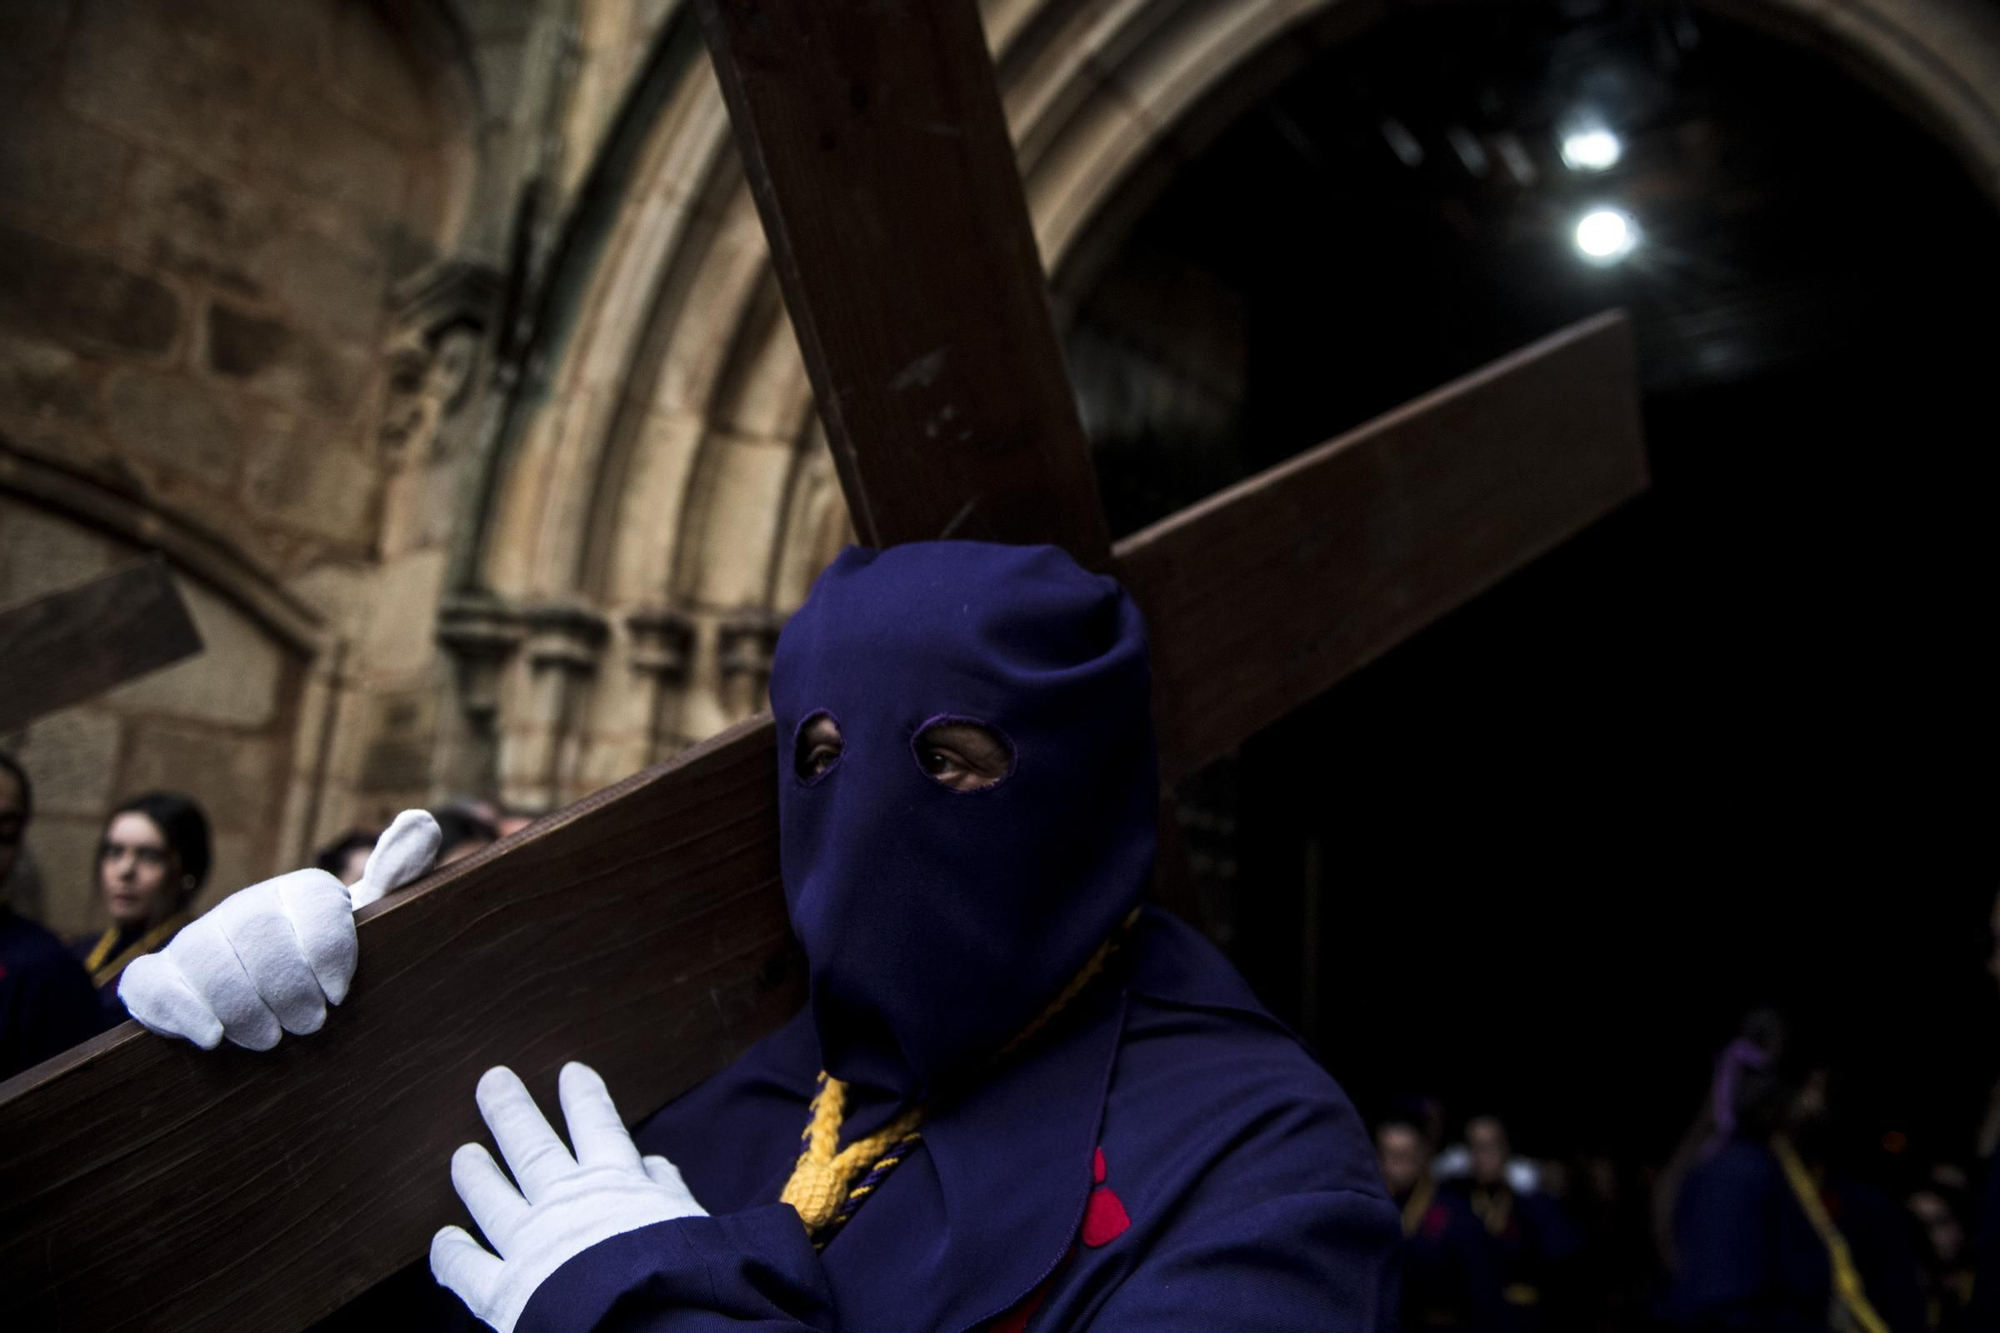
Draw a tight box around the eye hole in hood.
[792,710,843,785]
[911,715,1014,793]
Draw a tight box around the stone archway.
[459,0,2000,811]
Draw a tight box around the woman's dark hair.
[0,749,31,822]
[1727,1007,1823,1140]
[1373,1109,1427,1141]
[433,806,497,860]
[314,829,380,878]
[106,791,212,891]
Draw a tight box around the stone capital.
[627,607,696,681]
[436,591,529,719]
[523,600,610,675]
[717,609,784,682]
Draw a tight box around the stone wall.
[0,0,474,924]
[0,0,471,572]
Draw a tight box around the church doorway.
[1070,0,1998,1197]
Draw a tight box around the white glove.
[119,810,440,1049]
[431,1064,708,1333]
[347,807,445,910]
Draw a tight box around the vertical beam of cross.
[697,0,1110,564]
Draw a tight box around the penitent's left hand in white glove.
[118,809,440,1050]
[432,1063,708,1333]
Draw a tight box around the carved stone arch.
[469,39,752,803]
[768,434,853,615]
[1709,0,2000,203]
[666,265,818,608]
[477,59,740,603]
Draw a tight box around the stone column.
[512,601,609,810]
[716,610,784,723]
[627,607,696,762]
[435,591,528,798]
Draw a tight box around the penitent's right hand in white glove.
[119,809,441,1050]
[431,1064,709,1333]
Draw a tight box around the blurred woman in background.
[314,827,382,888]
[73,792,210,1027]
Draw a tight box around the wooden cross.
[0,559,202,735]
[0,5,1645,1328]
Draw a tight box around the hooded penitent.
[490,541,1398,1333]
[770,541,1156,1100]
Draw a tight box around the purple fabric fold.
[1711,1037,1772,1140]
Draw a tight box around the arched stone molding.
[768,438,853,615]
[0,443,326,656]
[1706,0,2000,205]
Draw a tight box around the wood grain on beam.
[1117,311,1649,784]
[0,717,801,1333]
[0,313,1644,1331]
[0,558,202,733]
[698,0,1108,563]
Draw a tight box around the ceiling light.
[1574,209,1637,262]
[1561,128,1623,172]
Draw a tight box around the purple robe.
[517,906,1398,1331]
[509,544,1399,1330]
[1660,1138,1925,1333]
[1,906,106,1079]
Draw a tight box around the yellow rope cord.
[83,911,190,988]
[1472,1185,1513,1237]
[778,1083,926,1232]
[1399,1176,1437,1238]
[779,906,1142,1235]
[1771,1135,1891,1333]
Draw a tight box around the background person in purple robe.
[1656,1009,1925,1333]
[1438,1114,1581,1329]
[125,541,1402,1331]
[0,751,106,1079]
[1377,1106,1496,1330]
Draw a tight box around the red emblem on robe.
[986,1147,1131,1331]
[1082,1146,1131,1247]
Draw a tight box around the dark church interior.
[1069,0,1999,1318]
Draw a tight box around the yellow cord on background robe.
[83,911,189,988]
[1471,1185,1512,1236]
[1399,1177,1437,1237]
[779,908,1141,1238]
[1771,1135,1891,1333]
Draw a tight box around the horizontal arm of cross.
[0,558,202,734]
